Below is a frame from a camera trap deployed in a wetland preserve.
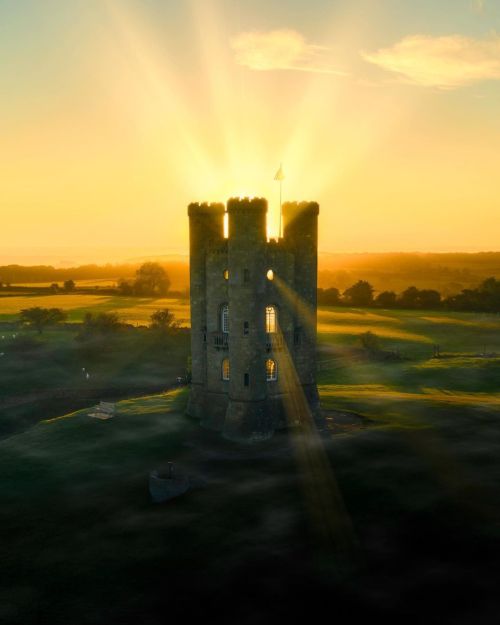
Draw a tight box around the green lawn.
[317,307,500,427]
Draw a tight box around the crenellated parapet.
[187,202,225,216]
[282,201,319,220]
[226,197,267,213]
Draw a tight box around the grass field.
[12,278,129,288]
[1,301,500,622]
[0,294,190,326]
[315,307,500,428]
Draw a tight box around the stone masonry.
[186,197,319,441]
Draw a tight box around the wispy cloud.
[230,29,346,75]
[362,34,500,88]
[471,0,485,14]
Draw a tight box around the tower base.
[223,399,275,442]
[186,383,206,420]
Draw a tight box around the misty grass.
[2,306,500,622]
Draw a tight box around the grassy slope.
[0,328,190,437]
[2,389,500,623]
[317,307,500,424]
[2,307,500,623]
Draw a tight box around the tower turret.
[283,202,319,402]
[186,202,225,419]
[224,198,269,439]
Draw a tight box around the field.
[0,295,190,326]
[1,301,500,623]
[316,307,500,423]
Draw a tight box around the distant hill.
[1,252,499,296]
[318,252,500,295]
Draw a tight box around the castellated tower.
[187,197,319,441]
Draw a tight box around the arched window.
[266,358,277,381]
[265,305,277,334]
[222,358,230,380]
[221,304,229,333]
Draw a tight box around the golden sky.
[1,0,499,265]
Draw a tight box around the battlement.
[282,201,320,220]
[227,197,268,214]
[187,202,225,217]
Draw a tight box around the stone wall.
[187,197,319,440]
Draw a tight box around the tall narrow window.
[243,321,249,335]
[243,268,250,283]
[265,305,277,334]
[244,373,249,387]
[266,359,278,381]
[222,358,230,380]
[221,304,229,334]
[294,327,301,346]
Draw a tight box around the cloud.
[471,0,485,14]
[230,29,346,75]
[362,34,500,88]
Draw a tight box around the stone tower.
[187,197,319,441]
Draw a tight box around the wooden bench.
[88,401,116,420]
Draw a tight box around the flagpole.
[274,163,284,239]
[279,179,282,238]
[279,163,282,238]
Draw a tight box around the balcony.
[212,331,229,350]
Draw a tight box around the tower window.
[265,305,277,334]
[243,321,249,335]
[243,268,250,283]
[294,327,301,345]
[223,269,229,280]
[244,373,249,387]
[222,358,230,380]
[221,304,229,333]
[266,269,274,281]
[266,359,278,381]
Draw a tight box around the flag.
[274,164,285,181]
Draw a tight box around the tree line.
[18,306,181,335]
[317,277,500,313]
[0,263,174,297]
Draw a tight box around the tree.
[81,312,122,335]
[317,287,341,306]
[63,279,76,292]
[359,331,380,352]
[50,283,59,293]
[20,307,66,334]
[343,280,374,307]
[398,286,441,309]
[398,286,420,309]
[375,291,397,308]
[150,309,179,332]
[118,279,134,296]
[479,277,500,311]
[418,289,441,309]
[134,262,170,296]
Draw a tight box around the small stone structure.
[149,463,189,503]
[187,197,320,441]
